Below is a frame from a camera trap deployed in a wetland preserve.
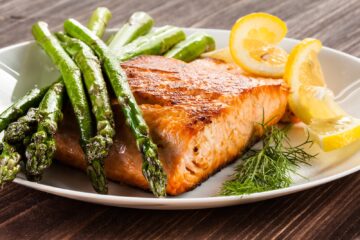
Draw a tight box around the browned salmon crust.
[54,56,288,195]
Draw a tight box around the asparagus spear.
[108,12,153,52]
[25,82,65,177]
[56,33,115,193]
[64,18,167,197]
[87,7,112,39]
[3,108,38,144]
[0,86,48,132]
[32,22,93,146]
[165,33,216,62]
[116,25,186,61]
[0,142,21,185]
[64,8,113,192]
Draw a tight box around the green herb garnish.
[220,122,316,196]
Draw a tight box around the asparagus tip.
[0,143,21,185]
[25,131,56,177]
[86,164,108,194]
[3,108,38,144]
[141,142,167,197]
[85,136,113,194]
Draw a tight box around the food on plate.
[4,108,38,144]
[221,123,315,196]
[108,12,154,52]
[308,117,360,151]
[0,142,21,184]
[165,32,216,62]
[64,18,169,197]
[0,108,40,184]
[57,32,116,194]
[202,42,299,125]
[285,38,360,151]
[202,47,233,63]
[0,86,49,132]
[229,12,288,78]
[55,55,288,195]
[0,8,358,197]
[33,21,102,190]
[115,25,186,61]
[25,82,65,179]
[285,38,344,123]
[87,7,112,39]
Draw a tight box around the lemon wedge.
[284,38,346,124]
[229,12,288,78]
[308,116,360,152]
[285,38,360,151]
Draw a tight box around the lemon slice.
[285,38,345,124]
[229,12,288,78]
[308,116,360,152]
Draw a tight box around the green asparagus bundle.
[116,25,186,61]
[64,18,167,197]
[25,82,65,177]
[165,33,216,62]
[87,7,112,39]
[108,12,154,52]
[56,32,115,193]
[0,86,48,132]
[30,7,114,191]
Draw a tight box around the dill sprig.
[220,122,316,196]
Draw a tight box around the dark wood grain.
[0,0,359,239]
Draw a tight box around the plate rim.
[14,163,360,205]
[2,27,360,209]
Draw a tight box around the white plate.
[1,28,360,210]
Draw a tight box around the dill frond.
[220,123,316,196]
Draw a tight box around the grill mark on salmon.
[54,55,288,195]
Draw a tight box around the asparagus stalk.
[32,22,93,146]
[66,7,113,193]
[108,12,153,52]
[0,142,21,185]
[116,25,186,61]
[165,33,216,62]
[56,33,115,193]
[25,82,65,177]
[3,108,38,144]
[0,86,48,132]
[64,18,167,197]
[87,7,112,38]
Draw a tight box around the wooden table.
[0,0,359,239]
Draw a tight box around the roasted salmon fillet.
[55,55,288,195]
